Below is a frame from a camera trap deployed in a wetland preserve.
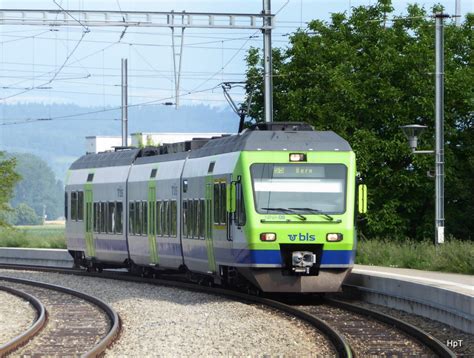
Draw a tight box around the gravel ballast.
[347,299,473,357]
[0,270,335,356]
[0,289,35,345]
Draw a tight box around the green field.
[0,224,66,249]
[0,225,472,274]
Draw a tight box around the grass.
[0,224,66,249]
[356,237,474,275]
[0,225,471,275]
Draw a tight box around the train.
[65,122,367,293]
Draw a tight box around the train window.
[94,203,99,232]
[86,202,92,232]
[251,163,347,214]
[134,201,140,235]
[100,202,106,233]
[187,200,192,238]
[150,201,155,237]
[107,202,115,233]
[213,184,220,225]
[115,202,123,234]
[235,182,246,227]
[195,200,200,239]
[77,191,84,221]
[168,201,173,236]
[135,201,140,235]
[167,201,172,237]
[208,161,215,173]
[186,200,193,238]
[171,200,177,237]
[150,168,157,178]
[71,192,78,220]
[220,183,226,225]
[136,202,141,235]
[129,202,135,235]
[161,201,166,236]
[188,200,196,239]
[64,192,68,220]
[156,201,162,236]
[206,198,210,238]
[191,200,196,239]
[64,191,68,220]
[143,201,148,236]
[193,200,199,238]
[87,173,94,182]
[199,200,205,239]
[182,200,188,238]
[163,201,170,236]
[138,202,142,235]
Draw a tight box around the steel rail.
[325,298,456,358]
[0,275,121,358]
[0,284,47,356]
[0,262,459,357]
[0,264,351,357]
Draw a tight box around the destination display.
[272,164,326,178]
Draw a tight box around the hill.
[1,103,238,179]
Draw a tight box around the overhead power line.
[0,30,89,101]
[1,84,223,126]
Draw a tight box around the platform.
[346,265,473,334]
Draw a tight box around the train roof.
[69,123,352,170]
[189,129,351,158]
[70,148,141,170]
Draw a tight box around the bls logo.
[288,233,316,242]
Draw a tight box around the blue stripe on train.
[214,248,355,265]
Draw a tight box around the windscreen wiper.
[261,207,307,221]
[289,207,335,221]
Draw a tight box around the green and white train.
[66,122,367,293]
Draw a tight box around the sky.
[0,0,471,114]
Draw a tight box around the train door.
[229,176,246,243]
[84,188,95,257]
[148,184,159,264]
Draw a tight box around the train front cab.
[232,150,367,293]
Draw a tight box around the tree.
[244,1,473,240]
[9,153,64,220]
[14,203,42,225]
[0,152,21,227]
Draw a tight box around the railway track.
[284,296,455,357]
[0,284,46,356]
[0,265,349,356]
[0,263,457,357]
[0,275,120,357]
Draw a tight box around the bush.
[0,225,65,249]
[356,237,474,275]
[14,203,42,225]
[0,203,17,226]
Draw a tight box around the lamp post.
[400,13,448,245]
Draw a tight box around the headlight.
[326,233,343,242]
[289,153,307,162]
[260,233,277,241]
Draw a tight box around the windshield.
[251,163,347,214]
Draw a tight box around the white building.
[85,136,130,154]
[85,132,231,154]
